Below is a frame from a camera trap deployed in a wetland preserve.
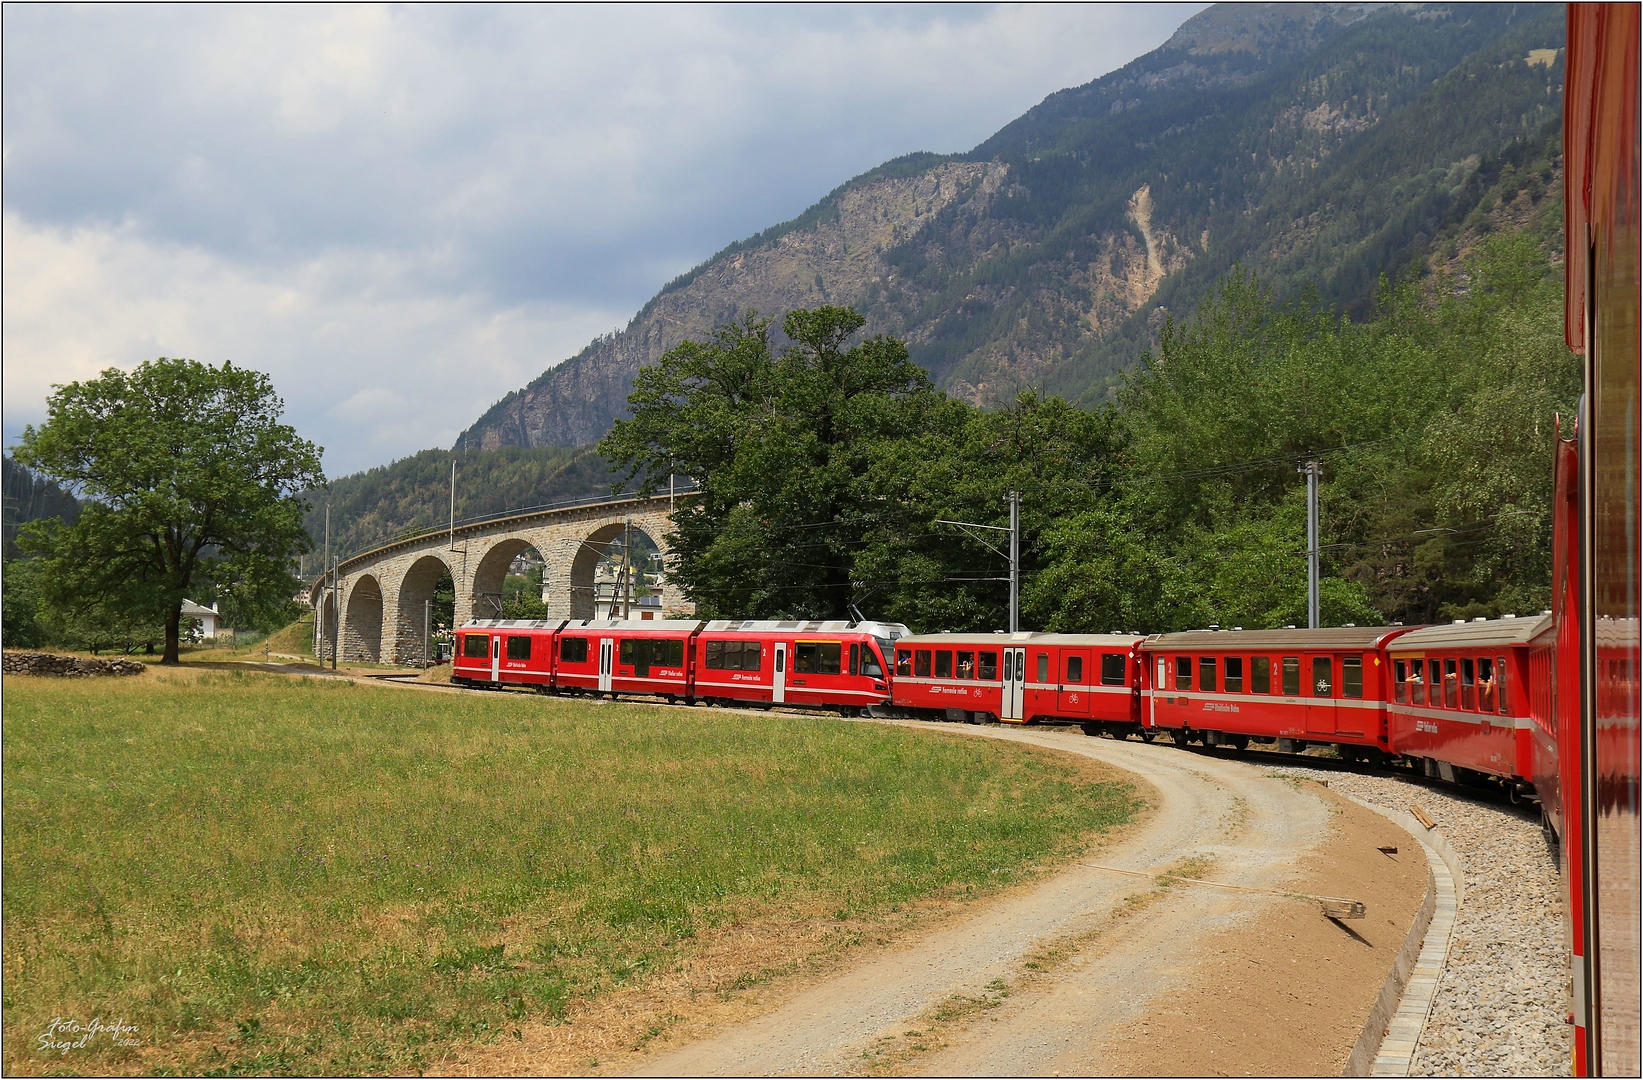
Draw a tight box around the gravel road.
[636,726,1416,1077]
[1265,759,1572,1077]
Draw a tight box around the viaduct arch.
[310,493,695,665]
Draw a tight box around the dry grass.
[2,670,1139,1075]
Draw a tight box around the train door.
[1001,647,1025,720]
[1058,648,1093,716]
[1305,654,1337,735]
[598,638,614,692]
[772,642,787,703]
[491,635,501,682]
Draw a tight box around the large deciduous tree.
[601,306,941,620]
[13,358,325,663]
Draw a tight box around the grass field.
[2,669,1138,1075]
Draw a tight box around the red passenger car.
[1140,627,1414,757]
[690,619,904,713]
[554,618,703,700]
[452,619,562,688]
[1385,616,1548,793]
[893,632,1145,731]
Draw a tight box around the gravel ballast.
[1263,759,1571,1077]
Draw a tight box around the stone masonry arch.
[343,574,384,662]
[392,554,456,665]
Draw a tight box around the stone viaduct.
[309,492,698,665]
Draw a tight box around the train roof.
[1145,625,1411,649]
[460,619,569,630]
[1388,614,1552,650]
[896,632,1142,647]
[564,618,707,632]
[700,619,911,637]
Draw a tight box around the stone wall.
[3,651,147,677]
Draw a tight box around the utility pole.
[1300,460,1321,629]
[1008,490,1020,635]
[621,518,632,619]
[323,504,330,662]
[326,504,339,669]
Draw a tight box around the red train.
[891,632,1146,735]
[451,616,907,714]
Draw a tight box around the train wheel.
[1229,734,1249,751]
[1172,729,1193,748]
[1081,722,1101,738]
[1139,730,1156,743]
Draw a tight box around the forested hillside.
[463,2,1565,450]
[2,456,80,560]
[296,445,609,576]
[602,218,1577,632]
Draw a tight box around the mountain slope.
[459,2,1565,449]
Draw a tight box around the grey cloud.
[3,3,1202,474]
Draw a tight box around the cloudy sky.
[4,3,1203,477]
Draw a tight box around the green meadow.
[2,670,1137,1074]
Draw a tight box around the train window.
[464,634,490,659]
[957,650,976,679]
[896,649,912,676]
[1461,658,1476,710]
[1429,660,1443,705]
[1252,656,1271,694]
[1175,656,1192,690]
[1225,656,1244,693]
[935,650,953,678]
[506,635,532,660]
[1343,656,1363,698]
[1393,660,1408,702]
[979,651,998,680]
[1066,655,1084,684]
[1496,656,1508,714]
[1477,657,1495,712]
[1037,653,1050,682]
[1443,659,1458,708]
[619,638,654,676]
[1101,653,1126,686]
[795,641,842,675]
[849,643,859,676]
[861,647,884,679]
[560,636,589,664]
[1281,657,1300,696]
[1312,657,1333,697]
[706,640,759,670]
[915,650,932,677]
[1199,656,1217,692]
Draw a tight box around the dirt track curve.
[634,722,1425,1077]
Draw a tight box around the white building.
[181,599,222,639]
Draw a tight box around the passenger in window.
[1404,660,1424,705]
[1478,658,1496,713]
[957,650,975,679]
[896,650,912,677]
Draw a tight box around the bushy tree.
[13,358,324,663]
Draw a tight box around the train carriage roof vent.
[1341,622,1356,627]
[1208,624,1220,630]
[1473,617,1489,622]
[1454,619,1467,624]
[1284,625,1297,629]
[1233,627,1243,631]
[1504,613,1517,619]
[1541,609,1552,615]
